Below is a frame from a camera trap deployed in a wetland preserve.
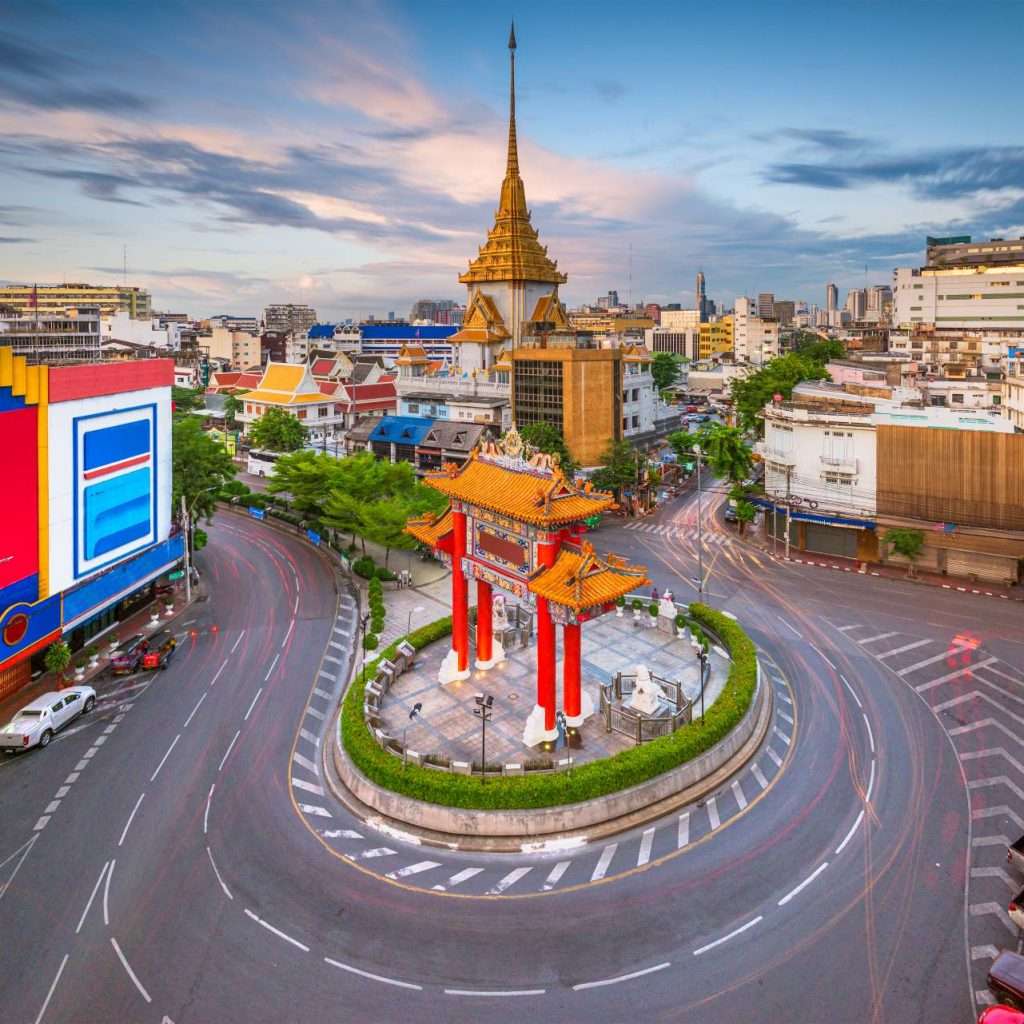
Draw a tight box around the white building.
[659,308,702,331]
[733,297,779,365]
[101,310,184,350]
[644,326,700,359]
[1002,350,1024,431]
[893,264,1024,330]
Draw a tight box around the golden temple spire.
[458,26,567,287]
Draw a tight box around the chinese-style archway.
[407,431,650,746]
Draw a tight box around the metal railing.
[599,671,693,744]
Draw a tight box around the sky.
[2,0,1024,321]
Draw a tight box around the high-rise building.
[0,283,151,320]
[263,303,317,335]
[696,271,709,322]
[826,282,838,312]
[734,297,779,364]
[845,288,867,321]
[0,306,102,364]
[757,292,775,319]
[772,300,795,326]
[596,290,619,310]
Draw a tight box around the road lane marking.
[778,711,794,725]
[264,654,280,681]
[866,760,876,802]
[540,862,570,891]
[103,859,116,925]
[34,953,69,1024]
[916,658,997,693]
[244,688,263,721]
[777,616,801,638]
[149,734,180,782]
[707,797,720,830]
[306,706,326,721]
[836,810,865,855]
[766,746,783,768]
[693,916,763,955]
[300,728,319,746]
[299,804,332,818]
[591,843,617,881]
[752,763,769,790]
[75,860,109,934]
[972,945,1000,961]
[773,726,791,746]
[358,848,397,860]
[244,908,309,952]
[206,846,232,900]
[573,962,670,991]
[898,646,969,676]
[637,827,655,867]
[64,772,80,785]
[204,784,215,835]
[434,867,483,891]
[322,829,362,839]
[862,714,875,754]
[876,638,930,660]
[325,957,422,990]
[44,800,60,814]
[809,643,835,670]
[731,780,747,810]
[386,860,441,880]
[445,988,546,997]
[487,866,532,895]
[281,619,295,647]
[210,658,229,686]
[183,693,206,728]
[775,689,792,706]
[859,632,898,646]
[677,812,690,848]
[33,816,50,831]
[292,777,324,796]
[118,793,145,847]
[292,751,318,775]
[218,729,241,771]
[313,687,331,700]
[230,629,246,654]
[778,861,829,906]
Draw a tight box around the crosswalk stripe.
[917,658,997,693]
[541,861,571,891]
[876,639,930,660]
[677,812,690,848]
[298,803,331,818]
[292,777,324,796]
[897,646,968,676]
[306,706,326,721]
[779,711,794,725]
[776,689,792,705]
[359,847,397,859]
[637,828,655,867]
[591,844,617,881]
[487,867,533,895]
[707,797,720,830]
[292,752,318,775]
[433,867,484,892]
[731,780,748,810]
[859,632,899,645]
[766,746,783,768]
[774,726,791,746]
[752,763,769,789]
[386,860,441,880]
[313,687,331,700]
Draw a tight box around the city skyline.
[2,0,1022,319]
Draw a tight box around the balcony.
[396,375,510,400]
[764,448,796,467]
[819,454,858,474]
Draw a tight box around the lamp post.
[692,445,704,599]
[403,701,422,769]
[406,605,424,642]
[472,693,494,783]
[181,485,219,605]
[689,636,708,723]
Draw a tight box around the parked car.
[979,1006,1024,1024]
[110,634,149,675]
[1008,833,1024,874]
[1009,886,1024,931]
[0,686,96,752]
[142,631,177,670]
[990,952,1024,1010]
[724,506,739,524]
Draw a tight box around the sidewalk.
[0,584,199,723]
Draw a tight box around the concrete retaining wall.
[328,660,772,845]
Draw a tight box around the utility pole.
[784,466,793,562]
[694,445,704,598]
[182,494,192,604]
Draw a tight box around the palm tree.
[695,423,752,484]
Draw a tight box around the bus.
[247,448,281,478]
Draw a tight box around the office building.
[772,301,795,326]
[734,297,779,364]
[0,306,102,364]
[0,284,151,320]
[757,293,775,319]
[845,288,867,321]
[826,283,838,313]
[263,304,317,335]
[698,316,734,359]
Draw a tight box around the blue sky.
[2,0,1023,320]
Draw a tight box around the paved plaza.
[377,608,731,767]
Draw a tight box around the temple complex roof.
[406,507,454,548]
[449,292,511,344]
[459,28,566,287]
[528,541,650,613]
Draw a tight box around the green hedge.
[340,602,759,811]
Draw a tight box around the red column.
[563,622,582,724]
[451,509,469,673]
[536,537,559,736]
[476,579,493,667]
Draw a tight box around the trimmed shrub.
[648,601,659,617]
[631,598,643,612]
[615,595,626,608]
[363,633,378,651]
[353,556,376,579]
[341,603,758,811]
[674,613,686,629]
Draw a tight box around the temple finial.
[509,21,516,50]
[505,22,519,179]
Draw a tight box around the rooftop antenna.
[628,242,633,309]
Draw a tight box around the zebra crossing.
[623,521,733,544]
[291,663,797,898]
[836,621,1024,1012]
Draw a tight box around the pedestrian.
[651,586,659,601]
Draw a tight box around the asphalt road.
[1,484,1015,1023]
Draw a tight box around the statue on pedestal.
[628,665,665,716]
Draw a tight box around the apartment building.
[0,306,102,363]
[0,283,151,319]
[733,297,779,364]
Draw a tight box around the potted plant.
[44,640,72,687]
[648,602,659,624]
[615,595,625,618]
[164,598,175,616]
[631,598,643,621]
[86,645,100,669]
[108,633,120,650]
[674,613,688,640]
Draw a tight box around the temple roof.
[459,32,566,287]
[449,291,510,344]
[528,541,650,612]
[406,507,453,548]
[422,446,614,527]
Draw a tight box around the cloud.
[777,128,872,151]
[33,168,148,206]
[0,236,33,244]
[0,36,153,114]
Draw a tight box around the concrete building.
[733,297,779,364]
[0,306,102,364]
[231,332,261,370]
[0,284,151,320]
[698,316,734,359]
[236,362,346,442]
[359,324,456,365]
[659,308,702,332]
[263,304,317,335]
[845,288,867,321]
[926,235,1024,268]
[206,315,259,333]
[645,326,699,360]
[772,300,795,326]
[1003,349,1024,431]
[101,311,184,351]
[888,326,1005,377]
[0,353,183,698]
[826,283,838,314]
[757,293,775,319]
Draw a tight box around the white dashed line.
[865,759,875,802]
[183,693,206,728]
[282,619,295,647]
[206,846,233,900]
[35,953,69,1024]
[707,797,720,830]
[44,801,60,815]
[230,629,246,654]
[573,962,670,991]
[386,860,441,880]
[244,908,309,952]
[218,730,241,772]
[777,617,801,638]
[637,828,655,867]
[264,654,280,681]
[445,988,546,997]
[244,688,263,721]
[765,746,783,768]
[836,811,864,856]
[204,783,215,835]
[839,674,862,708]
[773,726,791,746]
[118,793,145,847]
[862,714,875,753]
[591,843,617,881]
[752,763,769,790]
[325,957,423,990]
[540,861,570,891]
[75,861,109,934]
[149,734,180,782]
[677,812,690,848]
[693,916,763,955]
[731,780,747,810]
[210,658,229,686]
[778,861,829,906]
[102,859,115,925]
[33,816,50,831]
[809,643,835,670]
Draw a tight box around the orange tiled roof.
[423,452,614,527]
[528,541,649,612]
[405,507,453,547]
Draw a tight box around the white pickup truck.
[1008,834,1024,930]
[0,686,96,752]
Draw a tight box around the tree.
[651,352,681,392]
[249,407,306,452]
[734,500,757,536]
[172,386,204,415]
[518,423,577,477]
[224,394,243,430]
[729,352,831,437]
[886,527,925,577]
[590,439,641,496]
[172,417,237,532]
[693,422,752,484]
[44,640,71,680]
[667,429,698,467]
[792,333,845,362]
[358,495,418,568]
[268,450,346,524]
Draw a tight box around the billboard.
[0,406,38,605]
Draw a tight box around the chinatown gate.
[407,431,649,747]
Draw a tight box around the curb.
[320,662,774,853]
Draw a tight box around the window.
[514,359,563,429]
[631,415,640,428]
[622,417,629,430]
[297,409,307,420]
[632,389,640,402]
[64,693,79,704]
[407,403,419,413]
[50,700,64,712]
[951,394,964,403]
[319,406,328,417]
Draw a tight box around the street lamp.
[406,605,425,641]
[689,636,708,724]
[472,693,494,784]
[181,485,220,604]
[403,701,422,769]
[692,445,704,599]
